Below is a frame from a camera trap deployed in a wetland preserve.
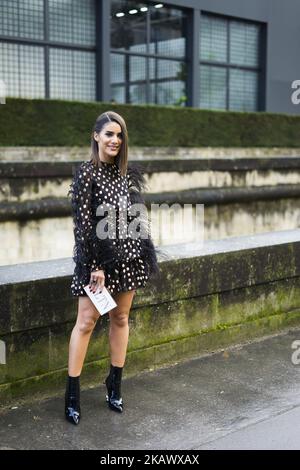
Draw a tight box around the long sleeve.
[68,162,104,283]
[126,163,161,277]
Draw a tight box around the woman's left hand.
[89,269,105,294]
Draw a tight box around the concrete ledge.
[1,146,300,162]
[0,197,71,221]
[146,184,300,205]
[0,229,300,406]
[2,185,300,221]
[2,157,300,178]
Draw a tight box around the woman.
[65,111,160,425]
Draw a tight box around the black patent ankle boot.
[65,375,81,425]
[105,364,123,413]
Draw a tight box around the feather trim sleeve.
[68,162,104,282]
[126,163,166,278]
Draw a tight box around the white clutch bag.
[83,285,117,316]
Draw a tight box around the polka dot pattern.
[70,160,151,297]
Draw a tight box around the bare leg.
[108,290,136,367]
[68,296,99,376]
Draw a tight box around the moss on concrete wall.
[1,269,300,407]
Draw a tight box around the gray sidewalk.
[1,328,300,450]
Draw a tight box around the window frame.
[110,1,189,106]
[199,11,266,112]
[0,0,97,100]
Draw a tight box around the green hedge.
[1,97,300,147]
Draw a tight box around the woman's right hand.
[89,269,105,293]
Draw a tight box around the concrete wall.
[0,230,300,407]
[1,154,300,264]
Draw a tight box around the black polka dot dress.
[68,159,159,297]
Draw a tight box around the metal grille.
[111,53,126,103]
[0,0,44,39]
[200,15,227,63]
[49,0,96,46]
[200,13,262,111]
[230,21,259,67]
[0,42,19,97]
[0,42,44,98]
[49,48,96,101]
[229,69,258,111]
[111,53,125,84]
[0,0,97,101]
[130,55,147,82]
[199,65,226,110]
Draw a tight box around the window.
[199,13,263,111]
[49,0,96,46]
[0,0,44,40]
[49,49,96,101]
[0,0,96,101]
[0,42,45,99]
[0,0,45,98]
[110,0,188,106]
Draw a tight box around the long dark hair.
[90,111,128,176]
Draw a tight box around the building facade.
[0,0,298,114]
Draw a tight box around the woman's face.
[94,122,123,159]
